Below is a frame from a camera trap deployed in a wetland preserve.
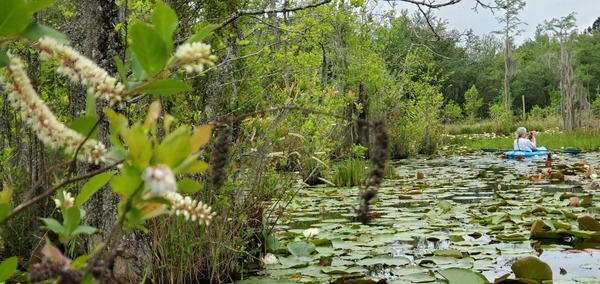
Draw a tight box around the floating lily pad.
[577,215,600,231]
[438,267,488,284]
[511,256,552,281]
[287,241,315,257]
[356,255,410,267]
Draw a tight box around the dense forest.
[0,0,599,283]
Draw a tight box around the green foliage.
[0,256,18,282]
[130,23,170,78]
[489,99,510,122]
[0,0,33,36]
[0,1,218,281]
[442,100,463,123]
[463,85,483,122]
[528,105,548,120]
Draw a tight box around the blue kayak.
[504,147,548,158]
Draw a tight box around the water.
[250,151,600,283]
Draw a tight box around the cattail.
[356,119,389,225]
[29,257,83,283]
[210,126,231,190]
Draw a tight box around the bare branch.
[217,0,333,30]
[416,5,442,40]
[383,0,502,10]
[385,0,461,9]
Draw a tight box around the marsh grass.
[332,158,367,187]
[446,127,600,151]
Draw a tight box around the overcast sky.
[377,0,599,44]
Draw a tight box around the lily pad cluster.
[240,152,600,283]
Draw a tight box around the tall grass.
[445,118,600,151]
[332,159,367,187]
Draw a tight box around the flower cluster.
[164,192,216,226]
[142,164,178,196]
[1,55,107,164]
[53,191,75,209]
[142,164,216,225]
[37,37,127,106]
[261,253,279,265]
[174,42,217,74]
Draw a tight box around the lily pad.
[511,256,552,281]
[438,268,488,284]
[287,241,315,257]
[356,255,411,267]
[577,215,600,231]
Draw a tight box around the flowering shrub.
[0,0,219,281]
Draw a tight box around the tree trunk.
[560,44,576,131]
[66,1,150,282]
[503,38,511,113]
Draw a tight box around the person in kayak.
[514,127,538,152]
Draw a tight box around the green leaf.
[19,22,70,44]
[69,115,98,139]
[41,217,67,235]
[278,255,311,269]
[139,79,192,96]
[130,54,147,81]
[173,158,209,175]
[110,165,142,197]
[437,200,453,213]
[71,225,99,236]
[154,126,190,168]
[26,0,56,12]
[123,124,153,169]
[0,256,18,282]
[130,22,169,77]
[0,49,9,67]
[114,56,128,88]
[76,171,116,207]
[265,235,287,253]
[185,24,218,44]
[439,268,488,284]
[105,108,128,151]
[151,0,178,54]
[511,256,552,281]
[177,178,202,194]
[287,241,315,257]
[0,203,10,222]
[71,255,89,269]
[0,0,32,36]
[63,206,81,234]
[189,125,212,153]
[85,92,97,118]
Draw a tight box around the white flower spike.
[37,37,127,106]
[174,42,217,74]
[1,54,107,164]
